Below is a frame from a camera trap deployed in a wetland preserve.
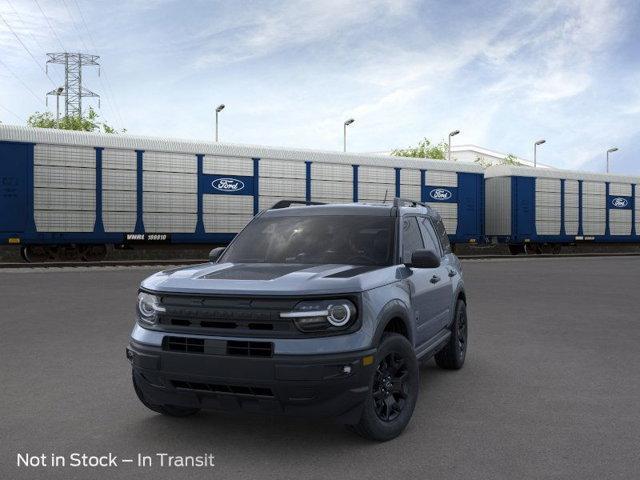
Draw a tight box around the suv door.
[418,216,455,332]
[401,216,441,346]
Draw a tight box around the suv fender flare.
[448,287,466,329]
[371,299,413,347]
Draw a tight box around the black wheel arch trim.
[371,299,413,347]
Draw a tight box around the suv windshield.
[220,215,395,266]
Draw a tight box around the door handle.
[430,275,441,284]
[448,268,457,277]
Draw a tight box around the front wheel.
[435,299,468,369]
[350,333,419,441]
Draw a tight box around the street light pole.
[606,147,618,173]
[343,118,355,152]
[448,130,460,161]
[55,87,64,127]
[215,104,225,142]
[534,139,546,167]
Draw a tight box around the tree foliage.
[474,153,523,169]
[391,138,449,160]
[27,107,124,133]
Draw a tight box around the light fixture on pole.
[448,130,460,161]
[343,118,355,152]
[606,147,618,173]
[215,104,225,142]
[533,139,546,167]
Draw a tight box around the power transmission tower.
[46,53,100,118]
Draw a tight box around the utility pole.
[343,118,355,152]
[215,104,225,141]
[46,87,65,126]
[46,53,100,118]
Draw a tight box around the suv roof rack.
[270,200,326,209]
[392,197,429,209]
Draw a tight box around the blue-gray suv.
[127,198,468,441]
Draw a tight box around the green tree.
[391,138,449,160]
[474,153,523,169]
[27,107,124,133]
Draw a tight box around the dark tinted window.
[431,216,452,254]
[220,215,395,266]
[418,217,441,255]
[401,217,424,264]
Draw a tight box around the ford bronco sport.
[128,198,468,441]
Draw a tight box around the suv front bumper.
[127,339,376,423]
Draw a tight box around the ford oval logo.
[429,188,452,201]
[611,197,628,208]
[211,177,244,192]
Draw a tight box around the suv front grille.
[162,336,273,357]
[226,340,273,357]
[163,336,204,353]
[171,380,274,397]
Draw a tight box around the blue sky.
[1,0,639,174]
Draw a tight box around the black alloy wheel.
[373,352,410,422]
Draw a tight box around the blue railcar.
[485,165,640,254]
[0,125,485,261]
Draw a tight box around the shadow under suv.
[128,198,468,441]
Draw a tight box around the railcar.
[0,125,485,262]
[485,165,640,254]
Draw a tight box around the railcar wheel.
[79,244,107,262]
[508,244,524,255]
[22,245,49,263]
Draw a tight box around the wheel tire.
[132,371,200,417]
[350,333,419,441]
[508,244,523,255]
[435,299,468,370]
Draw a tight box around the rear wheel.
[132,371,200,417]
[350,333,419,441]
[435,299,468,370]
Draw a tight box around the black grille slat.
[227,340,273,358]
[171,380,274,398]
[163,336,204,353]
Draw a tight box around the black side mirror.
[209,247,225,263]
[407,249,440,268]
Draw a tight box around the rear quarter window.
[431,217,452,254]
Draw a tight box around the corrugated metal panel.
[564,207,579,235]
[103,169,136,191]
[399,184,421,201]
[400,169,421,186]
[485,164,640,185]
[484,177,511,236]
[358,182,395,201]
[103,148,136,170]
[103,211,136,232]
[203,194,253,215]
[581,181,606,235]
[103,190,136,211]
[34,144,95,168]
[203,214,252,233]
[565,180,579,193]
[564,179,580,235]
[34,165,95,190]
[609,183,632,196]
[311,197,353,205]
[260,159,306,179]
[143,192,197,213]
[34,188,95,211]
[311,179,352,199]
[535,178,561,235]
[143,151,196,173]
[34,210,95,232]
[143,171,196,193]
[310,163,352,181]
[260,177,305,197]
[358,166,395,184]
[427,202,457,234]
[143,213,197,232]
[0,124,484,174]
[535,178,560,192]
[426,170,457,187]
[609,209,631,235]
[203,155,253,176]
[583,222,605,235]
[582,181,606,195]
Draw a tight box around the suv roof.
[263,198,435,218]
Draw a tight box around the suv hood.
[141,262,400,296]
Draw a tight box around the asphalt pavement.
[1,257,639,480]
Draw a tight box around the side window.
[430,217,452,255]
[401,217,424,264]
[418,217,441,256]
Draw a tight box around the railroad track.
[1,252,640,268]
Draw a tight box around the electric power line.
[33,0,66,52]
[0,57,46,105]
[0,102,24,122]
[0,12,57,88]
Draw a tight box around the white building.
[450,144,552,169]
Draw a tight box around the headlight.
[137,292,165,326]
[280,299,357,333]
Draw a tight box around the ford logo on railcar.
[429,188,452,201]
[212,178,244,192]
[611,197,628,208]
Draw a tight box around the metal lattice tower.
[46,53,100,118]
